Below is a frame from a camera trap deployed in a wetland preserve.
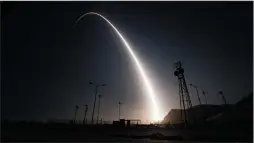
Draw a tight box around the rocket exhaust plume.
[73,12,162,121]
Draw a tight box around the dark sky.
[2,2,253,122]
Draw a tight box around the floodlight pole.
[118,102,122,121]
[74,105,79,124]
[202,91,208,104]
[96,94,102,124]
[90,81,106,124]
[83,105,88,124]
[189,84,202,105]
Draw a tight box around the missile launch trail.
[73,12,162,121]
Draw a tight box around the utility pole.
[89,81,106,124]
[202,91,208,104]
[83,105,88,124]
[189,84,202,105]
[74,105,79,124]
[96,94,102,124]
[118,102,122,121]
[218,91,227,104]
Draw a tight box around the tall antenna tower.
[174,61,192,128]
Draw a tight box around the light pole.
[189,84,202,105]
[218,91,227,104]
[96,94,102,124]
[118,102,122,121]
[202,91,208,104]
[83,105,88,124]
[90,81,106,124]
[74,105,79,124]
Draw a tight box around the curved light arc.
[74,12,161,121]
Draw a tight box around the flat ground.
[2,123,252,142]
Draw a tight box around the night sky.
[2,2,253,122]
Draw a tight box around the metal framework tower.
[174,61,192,128]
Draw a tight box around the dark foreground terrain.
[1,121,252,142]
[2,93,252,142]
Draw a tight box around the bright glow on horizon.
[74,12,163,121]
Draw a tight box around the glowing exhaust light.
[74,12,162,121]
